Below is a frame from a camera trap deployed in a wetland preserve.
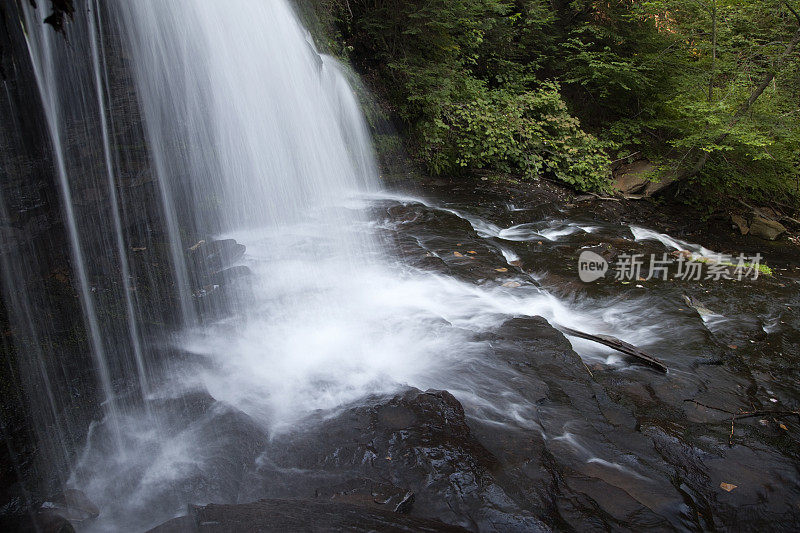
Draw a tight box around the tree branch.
[785,1,800,25]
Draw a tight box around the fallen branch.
[556,325,668,373]
[683,399,735,414]
[683,399,800,445]
[733,197,800,226]
[587,192,622,202]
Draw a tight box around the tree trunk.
[708,0,717,102]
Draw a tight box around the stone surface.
[244,388,548,532]
[748,216,786,240]
[0,510,76,533]
[147,499,470,533]
[41,488,99,521]
[613,160,655,195]
[313,478,414,513]
[187,239,247,287]
[731,214,749,235]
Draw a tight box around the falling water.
[110,0,385,424]
[21,1,123,449]
[87,0,150,403]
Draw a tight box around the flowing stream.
[2,1,798,531]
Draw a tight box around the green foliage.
[636,0,800,201]
[425,83,610,191]
[324,0,800,202]
[328,0,611,191]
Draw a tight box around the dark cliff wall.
[0,0,81,512]
[0,0,184,513]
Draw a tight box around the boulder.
[642,175,676,196]
[0,511,75,533]
[730,214,749,235]
[314,478,414,514]
[748,216,786,240]
[209,265,253,286]
[70,391,268,526]
[246,388,548,532]
[613,160,655,195]
[186,239,247,286]
[612,160,674,197]
[201,239,246,272]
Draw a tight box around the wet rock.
[149,405,266,507]
[0,510,75,533]
[487,317,687,529]
[314,478,414,513]
[748,216,786,241]
[71,391,268,523]
[186,239,247,286]
[148,390,218,432]
[247,388,547,532]
[644,424,800,530]
[147,499,470,532]
[580,243,619,265]
[41,488,99,521]
[203,239,246,270]
[209,265,253,286]
[387,204,423,224]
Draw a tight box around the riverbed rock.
[748,216,786,240]
[209,265,253,286]
[147,499,470,532]
[313,478,414,513]
[186,239,247,286]
[70,391,268,523]
[244,388,547,532]
[0,510,75,533]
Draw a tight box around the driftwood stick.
[587,193,622,202]
[684,399,800,420]
[683,399,799,445]
[555,325,668,373]
[683,399,736,414]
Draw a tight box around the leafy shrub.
[421,82,610,191]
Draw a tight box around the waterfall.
[112,0,383,426]
[114,0,377,233]
[21,0,124,450]
[1,2,690,531]
[5,0,383,505]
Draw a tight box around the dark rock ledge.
[147,499,470,533]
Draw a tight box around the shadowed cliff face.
[0,0,80,509]
[0,0,186,509]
